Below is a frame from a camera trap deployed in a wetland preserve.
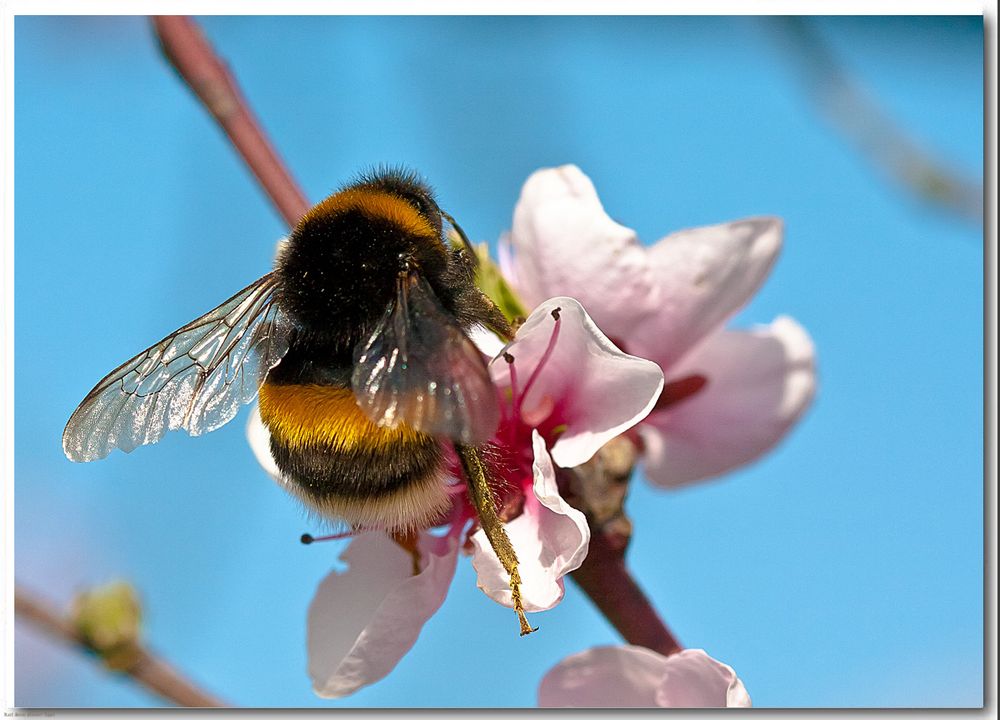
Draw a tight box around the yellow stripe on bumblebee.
[300,188,439,243]
[258,382,424,451]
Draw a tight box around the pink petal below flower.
[537,646,750,708]
[470,431,590,612]
[641,316,816,487]
[307,531,459,698]
[490,297,664,468]
[655,649,751,708]
[506,165,783,368]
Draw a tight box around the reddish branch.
[151,16,310,227]
[559,439,683,656]
[149,15,682,660]
[570,531,683,656]
[15,586,226,708]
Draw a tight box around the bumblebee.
[63,169,535,634]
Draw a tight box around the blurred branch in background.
[15,584,227,708]
[149,15,683,663]
[772,16,983,225]
[151,16,310,227]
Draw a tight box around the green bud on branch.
[71,580,143,671]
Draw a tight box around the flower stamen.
[300,529,362,544]
[504,351,519,407]
[502,351,522,446]
[518,308,562,414]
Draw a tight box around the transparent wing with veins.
[63,273,291,462]
[351,273,500,445]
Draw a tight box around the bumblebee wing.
[63,273,291,462]
[351,273,500,445]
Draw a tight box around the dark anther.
[503,352,515,364]
[551,307,562,320]
[300,533,315,545]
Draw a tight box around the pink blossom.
[471,297,663,610]
[538,645,751,708]
[502,164,817,487]
[247,298,664,697]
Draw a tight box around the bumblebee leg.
[445,244,516,342]
[455,443,537,636]
[390,530,422,576]
[481,298,515,342]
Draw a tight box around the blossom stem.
[150,16,311,228]
[15,585,227,707]
[569,530,683,657]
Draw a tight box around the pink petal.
[538,646,750,708]
[246,405,283,482]
[497,231,519,289]
[641,316,816,488]
[655,649,752,708]
[490,297,663,468]
[537,645,669,707]
[307,531,458,698]
[627,215,783,368]
[506,165,658,344]
[506,165,782,368]
[469,431,590,612]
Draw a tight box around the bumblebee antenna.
[442,211,479,266]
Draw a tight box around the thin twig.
[15,585,227,708]
[151,16,311,227]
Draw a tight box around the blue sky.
[13,15,983,708]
